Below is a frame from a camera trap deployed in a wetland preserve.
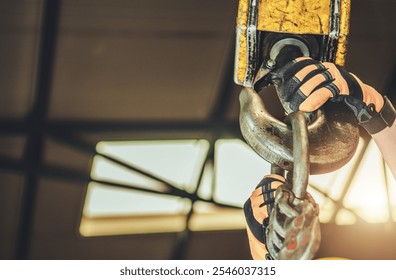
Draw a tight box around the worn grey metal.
[269,38,310,63]
[286,111,309,199]
[239,87,360,174]
[265,112,321,260]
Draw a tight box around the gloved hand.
[243,174,285,260]
[272,57,396,134]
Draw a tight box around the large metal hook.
[239,87,360,174]
[264,111,321,260]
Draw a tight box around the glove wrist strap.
[360,96,396,134]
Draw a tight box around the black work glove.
[244,174,285,260]
[271,57,395,134]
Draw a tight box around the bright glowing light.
[335,209,357,225]
[96,139,210,190]
[214,139,271,207]
[84,182,191,217]
[82,140,209,236]
[86,140,209,217]
[188,201,246,231]
[309,139,365,201]
[385,163,396,220]
[343,140,389,223]
[307,186,335,223]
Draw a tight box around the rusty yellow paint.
[257,0,331,34]
[234,0,351,85]
[335,0,351,66]
[237,0,249,26]
[236,32,248,85]
[335,36,347,66]
[235,0,249,85]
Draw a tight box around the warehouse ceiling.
[1,0,396,260]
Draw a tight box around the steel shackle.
[239,87,360,174]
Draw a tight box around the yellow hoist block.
[235,0,351,87]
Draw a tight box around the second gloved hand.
[244,174,285,260]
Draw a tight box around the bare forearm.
[372,121,396,179]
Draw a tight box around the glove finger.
[350,73,384,112]
[252,174,285,222]
[279,58,327,112]
[294,64,320,81]
[299,86,334,112]
[297,69,332,97]
[323,62,350,94]
[259,175,285,212]
[281,57,322,81]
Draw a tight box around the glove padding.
[243,174,285,260]
[271,57,395,134]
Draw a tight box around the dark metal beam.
[0,119,26,135]
[0,156,88,187]
[41,164,90,186]
[0,156,23,172]
[48,130,96,154]
[0,119,241,140]
[15,0,61,260]
[46,120,240,134]
[97,152,181,191]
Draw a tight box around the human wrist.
[360,96,396,134]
